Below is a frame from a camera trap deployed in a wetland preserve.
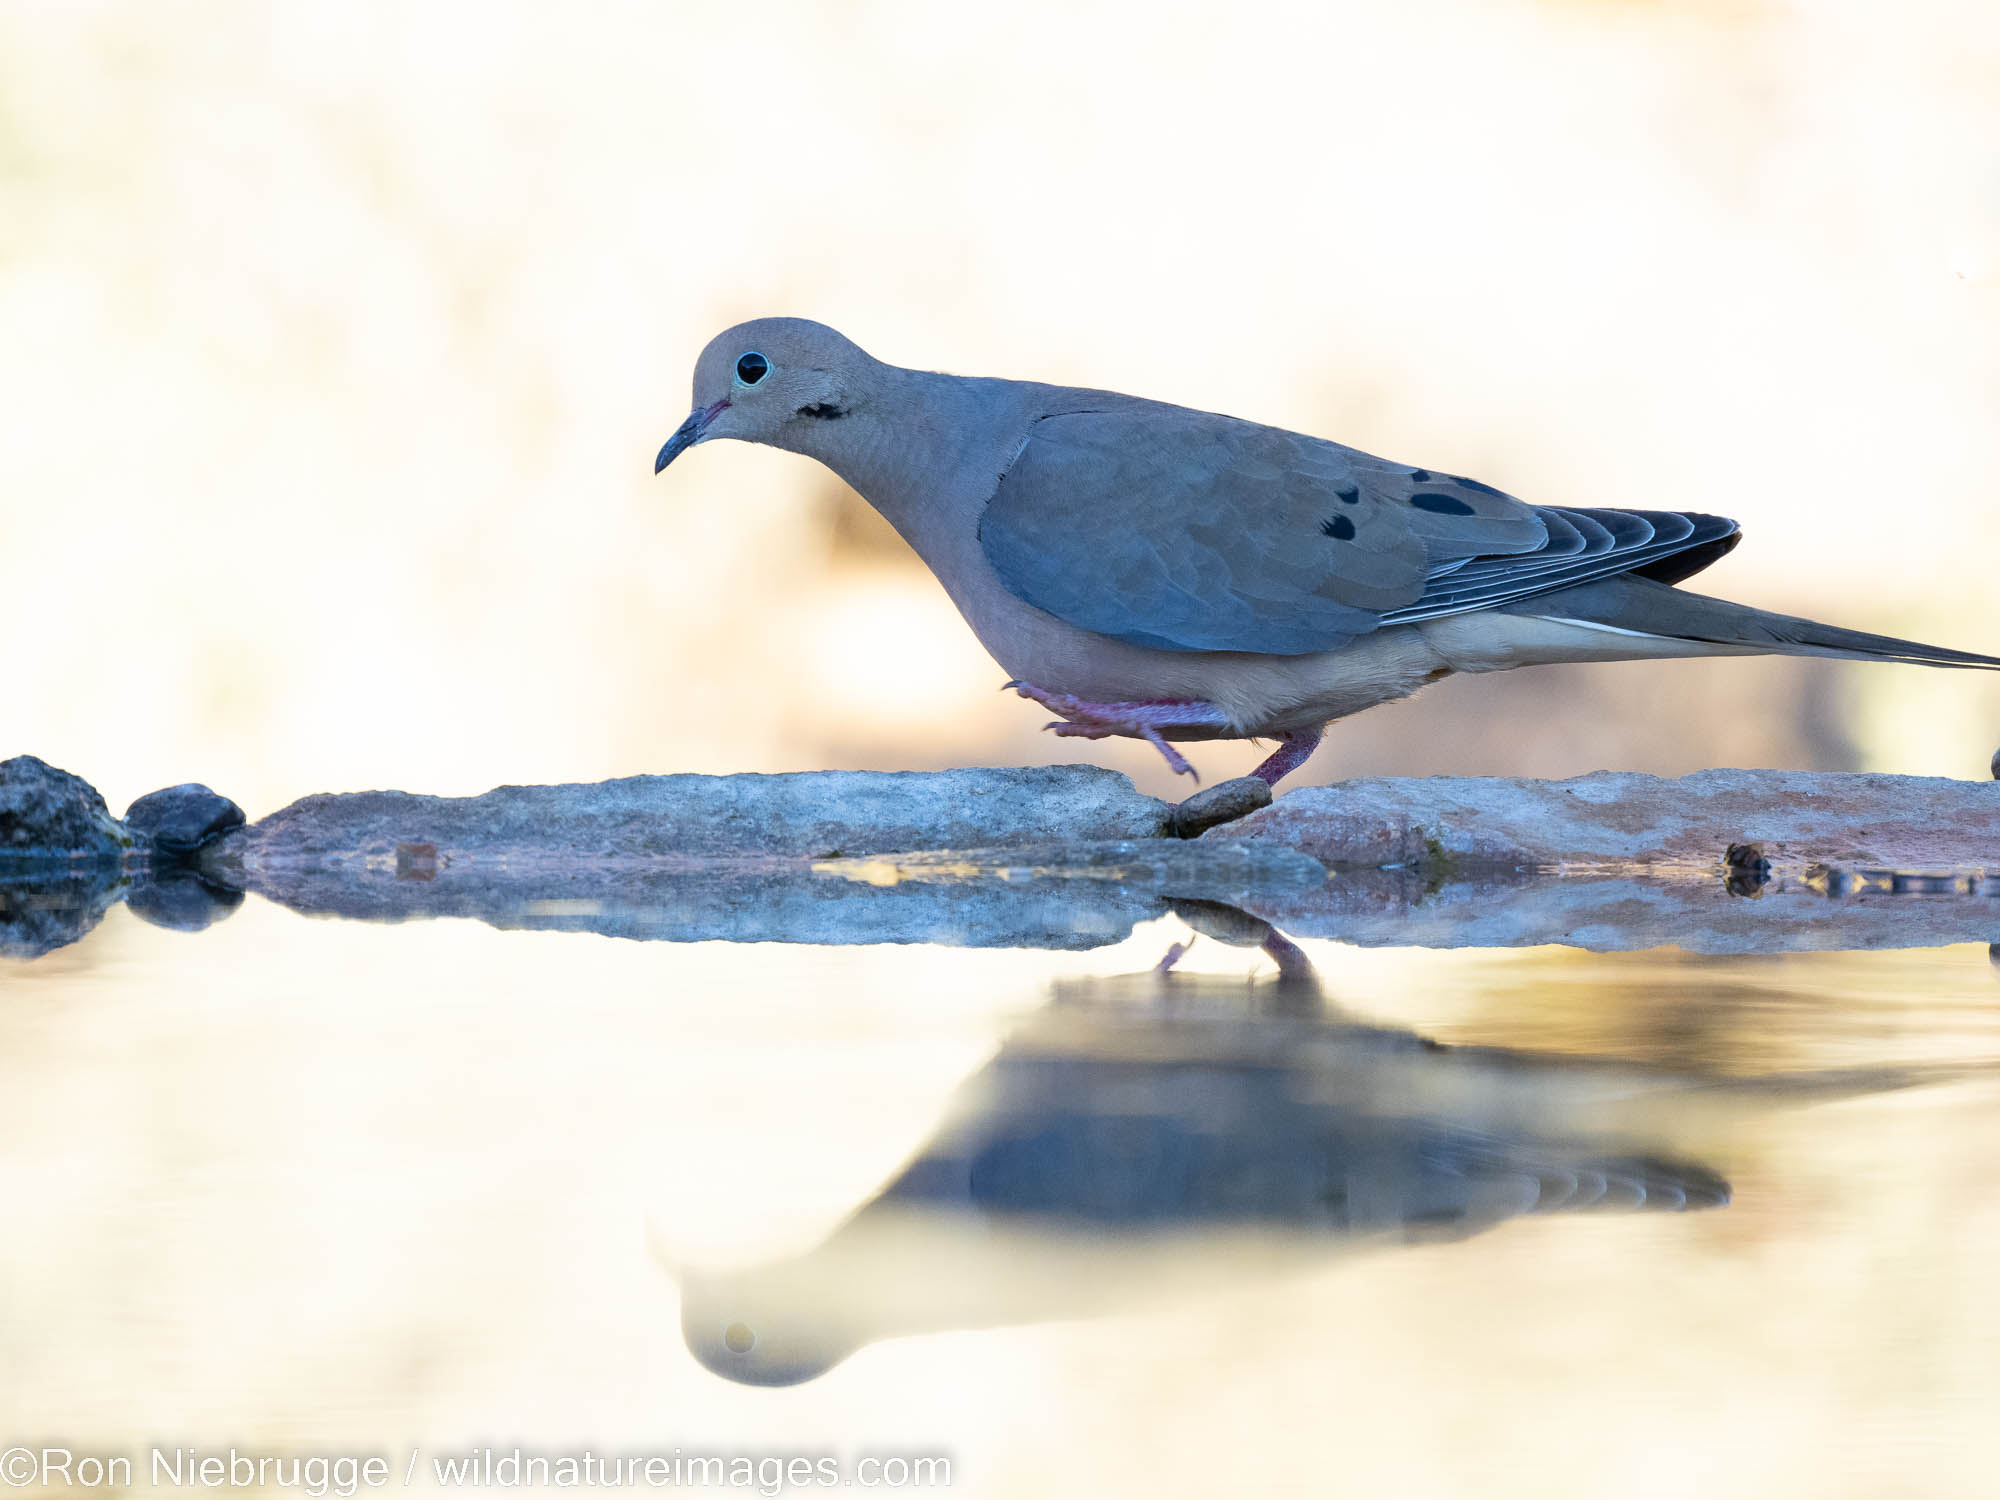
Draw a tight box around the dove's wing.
[977,403,1739,655]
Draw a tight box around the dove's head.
[655,317,878,473]
[676,1268,860,1388]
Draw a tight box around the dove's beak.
[655,399,730,474]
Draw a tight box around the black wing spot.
[796,403,846,420]
[1320,514,1356,540]
[1410,491,1476,516]
[1336,485,1360,504]
[1449,475,1508,497]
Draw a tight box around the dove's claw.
[1005,681,1233,779]
[1141,728,1199,780]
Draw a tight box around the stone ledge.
[204,765,1172,870]
[1211,768,2000,873]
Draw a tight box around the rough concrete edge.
[1204,766,2000,875]
[17,758,2000,882]
[201,764,1179,865]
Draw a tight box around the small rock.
[0,756,126,861]
[1171,776,1273,839]
[125,784,245,856]
[1991,747,1999,781]
[1723,841,1771,898]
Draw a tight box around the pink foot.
[1004,680,1233,781]
[1247,729,1324,786]
[1044,719,1201,778]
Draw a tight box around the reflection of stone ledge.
[1254,867,2000,955]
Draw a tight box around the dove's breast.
[897,479,1455,734]
[804,372,1460,734]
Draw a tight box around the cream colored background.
[4,0,1997,813]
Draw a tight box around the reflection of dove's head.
[678,1271,861,1388]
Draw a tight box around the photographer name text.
[2,1446,951,1494]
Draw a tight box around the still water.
[3,886,1998,1497]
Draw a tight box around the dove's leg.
[1004,681,1235,780]
[1247,729,1323,786]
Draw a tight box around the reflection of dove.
[670,961,1729,1388]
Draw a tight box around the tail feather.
[1515,575,2000,670]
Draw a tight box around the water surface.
[3,887,1998,1497]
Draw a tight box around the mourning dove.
[656,319,2000,784]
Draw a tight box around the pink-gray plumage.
[655,318,2000,785]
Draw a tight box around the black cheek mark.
[1336,485,1360,504]
[1448,475,1508,497]
[1320,514,1356,540]
[796,403,846,420]
[1410,491,1477,516]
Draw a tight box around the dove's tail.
[1514,574,2000,670]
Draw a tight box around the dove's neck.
[792,366,1038,545]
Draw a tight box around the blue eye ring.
[735,351,770,386]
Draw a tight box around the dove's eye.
[735,351,770,386]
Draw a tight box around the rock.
[1169,776,1272,838]
[0,756,127,861]
[204,765,1172,870]
[124,784,245,856]
[1723,841,1772,898]
[1218,768,2000,872]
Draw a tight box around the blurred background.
[4,0,1998,814]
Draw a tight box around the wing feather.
[978,402,1738,655]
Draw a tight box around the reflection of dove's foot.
[1004,680,1233,781]
[1260,927,1314,980]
